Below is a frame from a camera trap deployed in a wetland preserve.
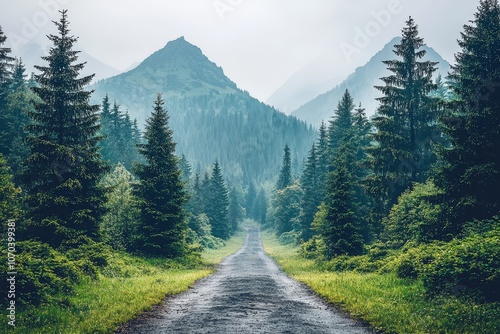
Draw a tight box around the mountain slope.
[266,55,347,115]
[292,37,451,127]
[91,37,316,184]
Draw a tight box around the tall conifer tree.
[327,90,355,160]
[205,161,230,239]
[133,93,189,257]
[22,11,107,247]
[298,144,320,241]
[435,0,500,237]
[366,18,438,221]
[276,144,292,190]
[0,26,14,157]
[318,142,364,258]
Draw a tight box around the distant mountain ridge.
[90,37,316,184]
[291,37,451,127]
[91,37,242,125]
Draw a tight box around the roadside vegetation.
[0,231,246,334]
[262,231,500,334]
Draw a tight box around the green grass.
[1,231,246,334]
[261,231,500,334]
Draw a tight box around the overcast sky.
[1,0,480,102]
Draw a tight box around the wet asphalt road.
[117,228,372,334]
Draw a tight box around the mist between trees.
[0,1,499,332]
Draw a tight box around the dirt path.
[117,228,372,334]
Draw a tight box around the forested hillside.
[0,1,499,333]
[266,6,499,332]
[292,37,451,127]
[90,37,316,185]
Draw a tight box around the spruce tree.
[435,0,500,238]
[22,11,107,247]
[133,93,189,257]
[318,143,364,258]
[327,90,355,159]
[366,17,439,219]
[99,94,112,161]
[0,26,14,157]
[315,120,329,200]
[228,187,243,233]
[178,154,191,184]
[4,59,32,181]
[205,161,230,239]
[0,25,13,94]
[298,144,321,241]
[352,104,373,241]
[276,144,292,190]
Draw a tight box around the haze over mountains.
[289,37,451,127]
[15,42,121,83]
[90,37,316,185]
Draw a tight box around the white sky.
[0,0,480,102]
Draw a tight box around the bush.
[383,180,443,247]
[388,222,500,302]
[188,213,225,249]
[422,228,500,302]
[299,236,324,259]
[0,241,84,307]
[278,230,299,245]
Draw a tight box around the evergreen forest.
[0,2,499,333]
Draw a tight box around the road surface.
[117,228,372,334]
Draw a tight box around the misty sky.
[1,0,480,102]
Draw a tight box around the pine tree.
[99,94,112,160]
[276,144,292,190]
[0,26,14,157]
[315,120,330,200]
[327,90,355,159]
[298,144,321,241]
[317,143,364,258]
[0,25,13,93]
[228,187,243,233]
[178,154,191,184]
[100,97,141,170]
[22,11,107,247]
[435,0,500,238]
[133,93,189,257]
[4,59,32,181]
[366,17,439,219]
[205,161,230,239]
[351,104,373,241]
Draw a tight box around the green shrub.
[383,180,443,247]
[278,230,299,245]
[422,229,500,301]
[299,236,324,259]
[187,213,225,250]
[1,241,83,307]
[387,224,500,302]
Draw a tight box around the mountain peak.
[292,36,451,127]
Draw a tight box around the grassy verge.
[261,231,500,334]
[2,231,246,334]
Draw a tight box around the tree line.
[268,1,499,302]
[0,10,245,307]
